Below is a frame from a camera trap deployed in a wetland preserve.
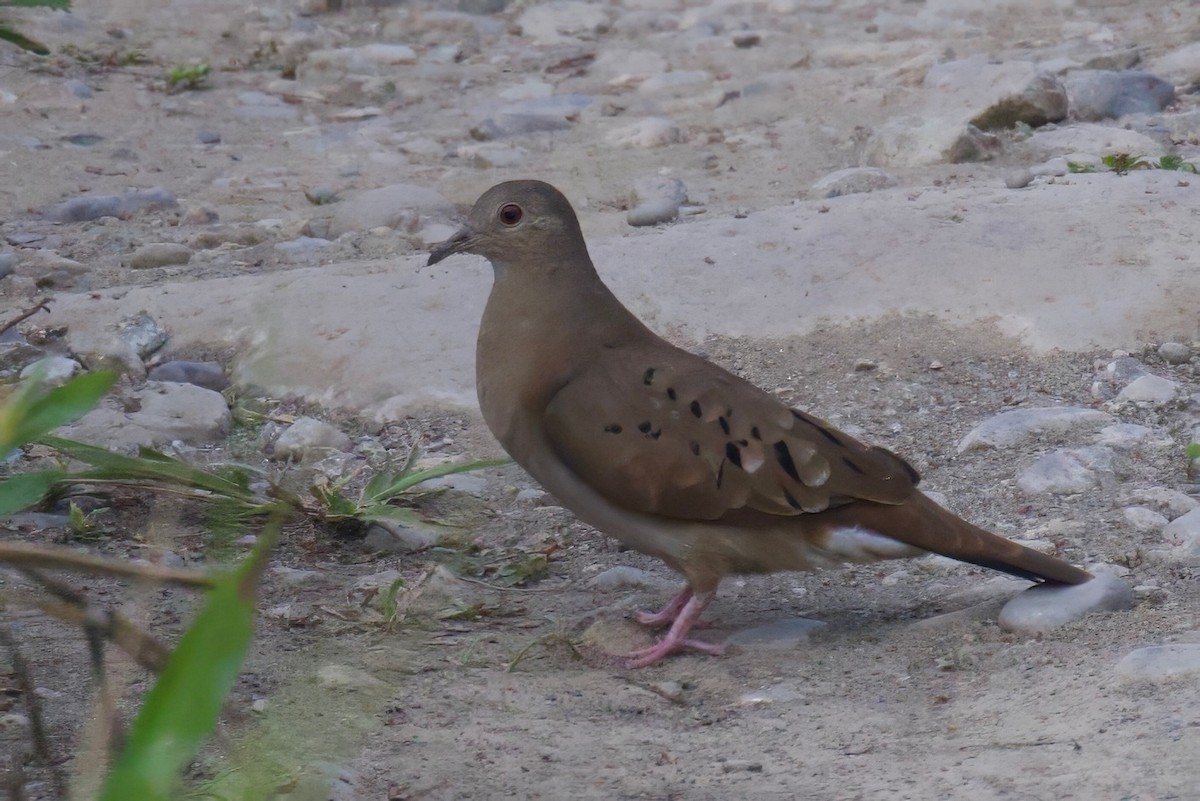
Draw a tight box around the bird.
[427,179,1092,668]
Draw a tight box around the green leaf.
[0,24,48,54]
[1,0,72,9]
[99,514,279,801]
[40,436,260,501]
[357,504,424,526]
[10,371,117,448]
[0,470,64,515]
[370,458,510,500]
[1187,442,1200,462]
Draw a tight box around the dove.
[427,180,1092,668]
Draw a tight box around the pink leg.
[624,590,723,668]
[635,587,693,627]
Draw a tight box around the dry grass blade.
[0,542,217,588]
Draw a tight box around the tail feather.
[827,491,1092,585]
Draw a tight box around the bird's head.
[427,180,589,270]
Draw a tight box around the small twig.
[0,621,68,800]
[0,298,51,337]
[10,569,171,673]
[0,542,216,589]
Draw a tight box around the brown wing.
[542,342,919,521]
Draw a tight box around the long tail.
[826,490,1092,585]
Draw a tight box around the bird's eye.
[498,203,523,226]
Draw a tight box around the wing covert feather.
[541,344,919,521]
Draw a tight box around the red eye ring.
[498,203,523,226]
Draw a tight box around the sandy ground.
[2,0,1200,799]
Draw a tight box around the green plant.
[1066,161,1096,174]
[165,62,211,91]
[1187,442,1200,479]
[310,444,509,528]
[1156,154,1198,173]
[1101,153,1150,175]
[0,0,70,55]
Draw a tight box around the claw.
[622,589,720,668]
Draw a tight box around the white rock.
[811,167,896,198]
[329,184,455,237]
[1160,508,1200,560]
[958,407,1112,452]
[1016,449,1099,495]
[864,58,1065,167]
[1094,423,1156,449]
[456,142,529,168]
[362,521,439,553]
[1147,41,1200,82]
[272,416,352,461]
[586,565,676,592]
[19,356,81,386]
[1115,374,1178,404]
[639,70,712,95]
[1019,125,1167,162]
[725,617,827,651]
[317,664,387,691]
[1114,645,1200,681]
[605,117,680,148]
[1122,506,1168,533]
[998,571,1132,633]
[1127,487,1200,519]
[58,381,231,450]
[516,1,611,44]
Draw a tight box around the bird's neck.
[476,257,652,451]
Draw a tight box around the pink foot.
[634,588,692,628]
[623,590,721,668]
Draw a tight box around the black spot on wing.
[689,440,700,456]
[604,424,623,434]
[750,426,761,440]
[725,442,742,469]
[638,421,652,434]
[643,367,656,386]
[667,387,677,400]
[773,441,802,484]
[842,456,864,474]
[690,400,702,418]
[782,488,802,510]
[718,416,730,435]
[792,409,844,447]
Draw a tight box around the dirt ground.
[2,0,1200,799]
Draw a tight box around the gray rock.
[1114,645,1200,681]
[515,1,611,44]
[628,176,687,227]
[1161,508,1200,560]
[147,360,228,391]
[998,571,1132,634]
[1004,168,1035,189]
[1122,506,1168,533]
[1149,41,1200,82]
[604,117,680,148]
[316,664,386,691]
[59,381,231,450]
[586,566,676,592]
[1157,341,1193,364]
[274,236,332,252]
[1127,487,1200,519]
[63,79,93,98]
[456,141,529,168]
[864,58,1064,167]
[1065,70,1176,121]
[470,95,592,140]
[272,416,352,461]
[1115,374,1178,404]
[270,566,323,586]
[1094,423,1157,450]
[328,184,454,237]
[128,243,192,269]
[117,311,168,358]
[45,188,176,223]
[957,407,1112,452]
[725,617,828,650]
[19,355,81,385]
[627,196,681,227]
[362,520,439,553]
[1020,125,1167,163]
[812,167,896,198]
[1016,449,1100,495]
[195,129,221,145]
[0,252,14,279]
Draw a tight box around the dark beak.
[427,225,476,267]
